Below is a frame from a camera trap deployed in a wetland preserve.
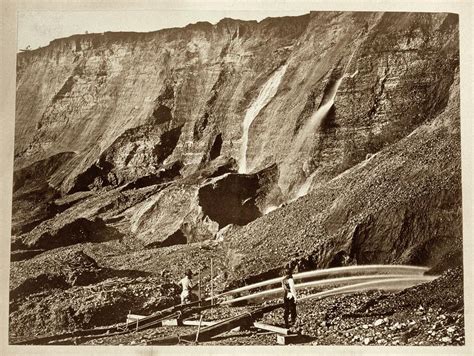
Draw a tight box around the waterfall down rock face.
[11,12,462,341]
[238,63,288,173]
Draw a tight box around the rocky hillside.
[11,11,461,342]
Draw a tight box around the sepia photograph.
[1,0,473,353]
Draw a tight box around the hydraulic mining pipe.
[299,276,438,302]
[216,265,429,299]
[219,274,427,305]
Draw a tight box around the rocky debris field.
[14,266,462,346]
[261,267,464,346]
[8,240,231,342]
[9,274,181,342]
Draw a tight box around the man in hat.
[281,267,297,328]
[178,269,197,305]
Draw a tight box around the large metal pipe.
[215,265,429,299]
[299,276,438,302]
[220,274,429,305]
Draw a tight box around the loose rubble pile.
[9,250,182,341]
[261,267,464,346]
[58,268,465,346]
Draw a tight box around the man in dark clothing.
[282,267,297,328]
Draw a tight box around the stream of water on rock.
[261,46,361,214]
[289,44,361,202]
[295,76,344,153]
[261,75,345,214]
[285,76,344,204]
[238,64,288,174]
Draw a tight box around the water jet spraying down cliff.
[238,64,288,174]
[291,76,344,161]
[285,76,344,201]
[287,45,362,200]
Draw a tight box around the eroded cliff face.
[224,68,461,283]
[15,16,310,189]
[12,11,460,306]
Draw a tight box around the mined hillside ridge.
[11,11,461,344]
[224,68,461,284]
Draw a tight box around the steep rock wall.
[16,12,457,200]
[16,16,311,194]
[13,11,460,276]
[223,68,461,282]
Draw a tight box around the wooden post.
[199,269,201,306]
[195,314,204,343]
[211,258,214,306]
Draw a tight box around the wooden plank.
[257,331,277,335]
[161,319,182,326]
[182,320,240,332]
[276,334,303,345]
[182,320,217,327]
[253,322,290,335]
[127,314,147,322]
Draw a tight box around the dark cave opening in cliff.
[146,229,187,248]
[152,104,173,124]
[198,174,262,228]
[209,134,223,160]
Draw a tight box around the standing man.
[282,267,297,328]
[178,269,197,305]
